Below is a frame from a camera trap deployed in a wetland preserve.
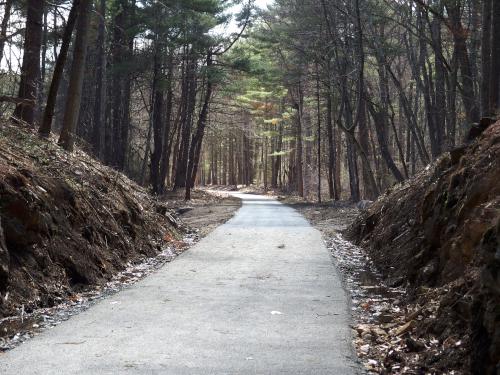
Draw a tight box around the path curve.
[0,193,359,374]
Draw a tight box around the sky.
[217,0,275,35]
[255,0,274,8]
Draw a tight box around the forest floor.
[161,189,241,238]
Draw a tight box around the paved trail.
[0,194,358,374]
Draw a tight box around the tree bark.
[150,88,165,194]
[186,53,214,200]
[481,0,492,116]
[367,101,405,183]
[446,2,480,123]
[174,49,196,189]
[292,84,304,197]
[489,0,500,113]
[0,0,13,66]
[326,89,336,200]
[111,0,134,170]
[150,26,165,194]
[39,0,79,137]
[58,0,93,151]
[431,15,446,155]
[315,64,322,203]
[158,53,175,193]
[359,100,378,200]
[91,0,106,157]
[13,0,44,126]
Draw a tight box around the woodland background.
[0,0,499,201]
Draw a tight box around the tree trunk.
[111,0,134,170]
[481,0,492,116]
[346,132,360,202]
[91,0,106,157]
[175,50,196,189]
[358,100,378,200]
[431,15,446,155]
[13,0,44,126]
[39,0,79,137]
[38,6,48,120]
[334,118,342,200]
[150,29,165,194]
[367,101,405,183]
[0,0,13,66]
[150,88,165,194]
[186,53,213,200]
[274,121,282,188]
[446,3,480,123]
[489,0,500,113]
[316,65,322,203]
[159,54,175,193]
[58,0,92,151]
[293,84,304,197]
[447,48,459,148]
[326,90,335,200]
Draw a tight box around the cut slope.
[0,122,181,318]
[346,122,500,374]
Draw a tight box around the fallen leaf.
[394,320,415,336]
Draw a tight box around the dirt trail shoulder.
[161,189,241,238]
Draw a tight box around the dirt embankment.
[346,122,500,374]
[0,123,241,322]
[0,123,187,318]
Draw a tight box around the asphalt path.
[0,193,358,374]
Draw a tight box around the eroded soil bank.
[347,122,500,374]
[0,123,240,349]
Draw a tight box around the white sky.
[216,0,274,35]
[255,0,274,9]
